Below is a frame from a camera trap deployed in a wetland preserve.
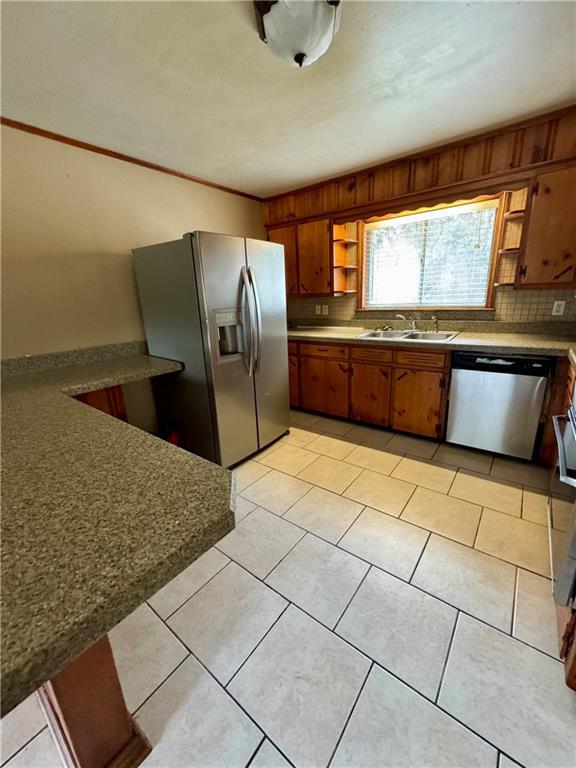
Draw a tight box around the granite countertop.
[288,327,576,357]
[1,354,234,715]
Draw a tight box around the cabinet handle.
[554,266,573,281]
[518,264,527,280]
[338,364,351,373]
[379,368,389,378]
[396,371,408,382]
[300,282,309,292]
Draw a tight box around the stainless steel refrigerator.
[133,232,289,467]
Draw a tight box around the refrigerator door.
[246,238,290,449]
[193,232,259,467]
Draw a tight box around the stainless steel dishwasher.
[446,352,553,460]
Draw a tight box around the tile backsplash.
[288,286,576,332]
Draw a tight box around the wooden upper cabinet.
[350,363,391,426]
[517,166,576,287]
[296,218,331,295]
[392,368,445,438]
[269,226,298,295]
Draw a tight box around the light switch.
[552,300,566,316]
[322,305,329,316]
[315,305,321,316]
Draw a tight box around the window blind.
[364,201,498,308]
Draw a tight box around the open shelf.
[498,247,520,256]
[333,264,358,270]
[333,238,359,245]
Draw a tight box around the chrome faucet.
[396,314,417,331]
[375,324,393,332]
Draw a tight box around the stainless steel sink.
[356,330,410,339]
[402,331,457,341]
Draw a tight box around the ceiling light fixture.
[254,0,342,68]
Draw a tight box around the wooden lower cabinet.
[288,355,300,407]
[350,363,391,426]
[300,356,349,417]
[75,385,127,421]
[392,368,445,437]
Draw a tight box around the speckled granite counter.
[1,355,234,715]
[288,327,575,357]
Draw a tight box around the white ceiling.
[2,1,575,198]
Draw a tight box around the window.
[363,200,498,308]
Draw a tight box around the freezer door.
[446,369,547,459]
[246,238,290,449]
[193,232,259,467]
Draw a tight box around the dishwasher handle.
[451,352,554,377]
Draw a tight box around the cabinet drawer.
[394,350,446,369]
[288,341,298,355]
[351,346,393,364]
[300,343,349,360]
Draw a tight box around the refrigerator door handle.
[248,266,263,375]
[241,266,256,377]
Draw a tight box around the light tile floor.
[3,410,575,768]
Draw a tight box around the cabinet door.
[297,218,331,295]
[392,368,444,437]
[350,363,391,426]
[300,357,349,417]
[268,225,298,295]
[288,354,300,408]
[75,385,127,421]
[517,167,576,286]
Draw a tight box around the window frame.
[358,196,502,312]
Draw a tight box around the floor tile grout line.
[407,530,432,583]
[335,504,367,546]
[471,507,484,549]
[131,650,191,717]
[158,557,232,622]
[1,724,48,767]
[332,565,373,635]
[244,735,266,768]
[326,661,374,768]
[510,567,519,637]
[225,603,291,690]
[434,610,460,705]
[260,525,308,582]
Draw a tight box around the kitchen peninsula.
[1,351,234,764]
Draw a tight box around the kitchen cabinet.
[268,225,298,295]
[516,166,576,287]
[75,385,127,421]
[350,362,391,426]
[288,342,300,407]
[300,343,349,417]
[292,341,449,437]
[296,218,332,295]
[392,368,446,437]
[267,217,332,296]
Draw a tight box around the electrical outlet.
[322,305,329,316]
[552,300,566,316]
[315,305,321,316]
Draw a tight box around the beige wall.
[1,126,265,358]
